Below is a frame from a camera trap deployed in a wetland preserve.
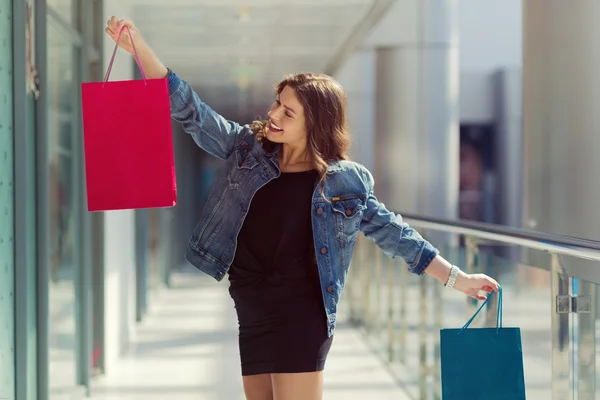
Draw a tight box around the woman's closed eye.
[275,99,293,118]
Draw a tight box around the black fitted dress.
[228,169,334,376]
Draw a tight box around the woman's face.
[266,85,308,146]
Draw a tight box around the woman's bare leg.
[243,374,274,400]
[271,372,323,400]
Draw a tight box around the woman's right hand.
[105,16,145,55]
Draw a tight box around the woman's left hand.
[454,273,500,301]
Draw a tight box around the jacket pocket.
[330,196,366,242]
[228,145,261,188]
[235,145,261,170]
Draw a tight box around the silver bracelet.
[445,265,460,289]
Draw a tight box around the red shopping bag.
[81,26,177,212]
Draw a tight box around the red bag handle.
[103,25,148,87]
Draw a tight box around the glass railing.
[342,212,600,400]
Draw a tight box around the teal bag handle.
[458,286,503,334]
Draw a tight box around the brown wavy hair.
[251,73,351,197]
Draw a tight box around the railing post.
[386,255,395,363]
[433,267,443,399]
[348,236,362,324]
[550,253,571,399]
[482,251,498,328]
[347,238,357,323]
[577,279,595,400]
[398,259,408,364]
[418,270,428,399]
[465,236,478,315]
[364,242,373,334]
[374,248,383,338]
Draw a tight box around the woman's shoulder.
[327,159,371,176]
[326,160,373,190]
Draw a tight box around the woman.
[106,17,500,400]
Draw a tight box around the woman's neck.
[279,143,312,172]
[280,143,310,166]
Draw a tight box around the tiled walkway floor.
[90,273,411,400]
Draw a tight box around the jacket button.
[345,209,352,216]
[327,286,334,293]
[320,247,327,255]
[317,208,323,215]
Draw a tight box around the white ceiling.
[133,0,377,120]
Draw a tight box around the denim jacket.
[168,70,439,336]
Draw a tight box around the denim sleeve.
[358,168,438,275]
[168,70,248,160]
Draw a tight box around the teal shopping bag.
[440,288,526,399]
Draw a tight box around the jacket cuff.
[167,68,182,96]
[409,242,439,275]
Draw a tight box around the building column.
[523,1,600,267]
[333,49,377,172]
[493,68,522,228]
[373,0,459,221]
[101,0,137,373]
[523,2,600,399]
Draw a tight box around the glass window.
[0,1,15,397]
[47,0,72,26]
[47,20,79,397]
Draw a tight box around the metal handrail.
[399,211,600,262]
[348,212,600,399]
